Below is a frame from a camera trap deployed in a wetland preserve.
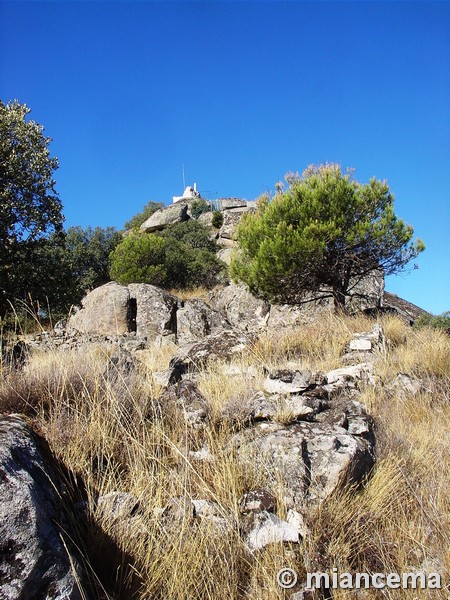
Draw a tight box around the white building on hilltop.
[173,182,201,203]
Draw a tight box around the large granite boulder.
[67,281,130,335]
[176,299,232,346]
[139,203,189,232]
[209,283,270,332]
[232,416,374,511]
[128,283,178,340]
[230,367,375,512]
[0,416,82,599]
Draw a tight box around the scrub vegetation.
[1,312,448,599]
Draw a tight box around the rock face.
[210,283,270,332]
[170,330,255,375]
[217,210,243,244]
[267,300,331,328]
[176,299,232,346]
[346,269,385,312]
[382,291,429,325]
[128,283,178,340]
[230,367,375,511]
[139,202,189,232]
[67,281,130,335]
[0,416,82,599]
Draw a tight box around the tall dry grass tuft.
[249,311,376,372]
[168,286,212,303]
[0,312,448,598]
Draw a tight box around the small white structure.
[173,182,201,203]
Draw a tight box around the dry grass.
[249,311,376,372]
[0,314,449,598]
[168,286,213,303]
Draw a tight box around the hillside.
[0,288,448,599]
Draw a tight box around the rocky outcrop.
[128,283,178,340]
[229,366,375,511]
[67,281,130,335]
[209,282,270,332]
[217,198,248,211]
[176,299,232,346]
[169,330,255,375]
[139,202,189,232]
[382,291,429,325]
[63,276,386,343]
[0,416,82,599]
[216,210,242,245]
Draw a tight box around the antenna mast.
[182,164,186,189]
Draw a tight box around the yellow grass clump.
[0,312,448,598]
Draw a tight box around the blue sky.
[1,1,449,313]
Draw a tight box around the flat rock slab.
[139,203,189,232]
[0,416,82,600]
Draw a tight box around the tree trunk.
[332,285,347,312]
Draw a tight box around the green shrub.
[159,220,218,253]
[110,223,225,290]
[413,311,450,334]
[211,211,224,229]
[110,234,170,287]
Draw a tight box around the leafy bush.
[159,220,218,253]
[110,221,225,289]
[110,234,170,287]
[124,201,164,230]
[413,311,450,334]
[212,211,224,228]
[190,199,211,219]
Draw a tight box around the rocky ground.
[0,283,448,599]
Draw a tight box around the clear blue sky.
[1,1,449,313]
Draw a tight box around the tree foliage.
[124,201,164,230]
[1,225,121,318]
[0,100,64,316]
[63,226,122,294]
[110,221,225,290]
[159,220,218,253]
[231,164,425,308]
